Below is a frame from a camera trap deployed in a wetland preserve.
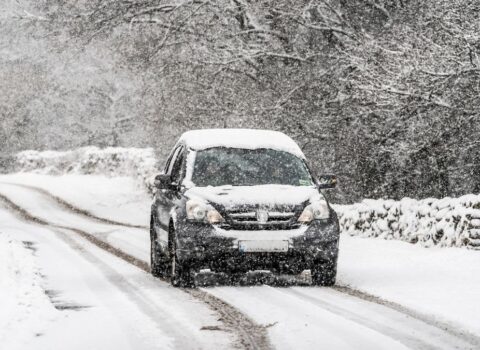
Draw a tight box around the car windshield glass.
[191,148,314,187]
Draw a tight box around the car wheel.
[312,260,337,286]
[150,216,163,277]
[169,226,195,288]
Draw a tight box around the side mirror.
[317,175,337,189]
[154,173,173,190]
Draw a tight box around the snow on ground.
[206,285,477,350]
[207,286,409,350]
[1,173,480,341]
[0,173,150,227]
[0,180,150,262]
[338,235,480,335]
[0,213,160,350]
[0,232,56,350]
[0,203,233,350]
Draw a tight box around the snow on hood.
[185,184,321,208]
[178,129,305,159]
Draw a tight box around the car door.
[154,146,182,246]
[156,145,185,244]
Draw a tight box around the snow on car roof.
[178,129,305,158]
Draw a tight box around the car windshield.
[191,147,314,187]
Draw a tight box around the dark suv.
[150,129,339,287]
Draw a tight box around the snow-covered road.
[1,174,479,349]
[0,202,237,349]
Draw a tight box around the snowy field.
[1,172,479,349]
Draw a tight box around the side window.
[165,146,181,175]
[171,149,185,184]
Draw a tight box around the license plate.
[238,240,289,253]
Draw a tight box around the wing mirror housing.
[154,173,175,190]
[317,174,337,189]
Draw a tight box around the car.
[150,129,339,287]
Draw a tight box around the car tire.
[312,260,337,286]
[169,226,195,288]
[150,216,163,277]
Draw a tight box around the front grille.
[224,209,301,230]
[229,211,295,224]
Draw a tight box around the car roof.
[178,129,305,158]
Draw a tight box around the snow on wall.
[14,147,159,191]
[334,196,480,250]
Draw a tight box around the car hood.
[184,184,321,209]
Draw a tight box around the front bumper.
[174,219,340,274]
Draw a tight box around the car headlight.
[298,199,330,223]
[186,199,224,224]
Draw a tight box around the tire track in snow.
[332,286,480,349]
[42,227,209,350]
[275,287,479,350]
[0,182,148,229]
[0,192,273,350]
